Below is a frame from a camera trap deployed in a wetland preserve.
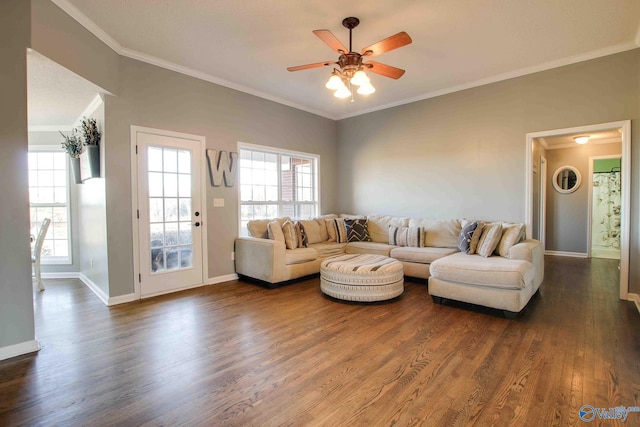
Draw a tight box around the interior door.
[136,130,203,297]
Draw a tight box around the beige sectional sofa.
[234,214,544,316]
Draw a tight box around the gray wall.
[545,143,622,253]
[0,0,35,349]
[77,103,109,293]
[337,49,640,292]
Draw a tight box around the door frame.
[130,125,208,299]
[587,154,622,259]
[538,155,547,250]
[525,120,630,300]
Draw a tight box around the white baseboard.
[208,273,238,285]
[628,293,640,314]
[545,250,588,258]
[42,272,81,279]
[107,293,137,306]
[77,274,137,306]
[78,273,110,305]
[0,339,41,361]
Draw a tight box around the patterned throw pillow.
[457,221,478,254]
[282,220,298,250]
[295,221,309,248]
[476,223,503,257]
[344,218,371,242]
[326,218,349,243]
[389,225,421,247]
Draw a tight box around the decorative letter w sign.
[206,150,238,187]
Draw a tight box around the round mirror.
[552,165,581,194]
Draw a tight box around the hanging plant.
[59,129,83,158]
[80,117,101,146]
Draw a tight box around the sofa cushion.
[389,225,421,247]
[408,218,461,248]
[429,252,534,290]
[477,222,502,257]
[346,241,397,256]
[285,248,317,265]
[297,219,325,244]
[345,218,371,242]
[267,220,285,244]
[367,215,409,243]
[247,217,291,239]
[390,247,457,264]
[308,242,347,258]
[282,220,298,250]
[496,222,525,257]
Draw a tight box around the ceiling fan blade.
[365,61,406,79]
[287,61,336,72]
[361,32,412,57]
[313,29,348,54]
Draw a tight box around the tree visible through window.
[239,145,319,234]
[28,150,71,263]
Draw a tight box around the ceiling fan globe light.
[350,70,370,86]
[334,86,352,98]
[357,82,375,95]
[325,74,343,90]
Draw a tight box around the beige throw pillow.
[497,223,525,257]
[477,222,502,257]
[468,221,485,254]
[267,220,285,244]
[282,220,298,250]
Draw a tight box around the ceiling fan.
[287,17,412,99]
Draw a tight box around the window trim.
[237,142,321,235]
[28,145,73,265]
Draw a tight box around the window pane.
[149,198,164,222]
[148,147,163,172]
[163,149,178,173]
[149,172,163,197]
[178,174,191,197]
[165,198,178,222]
[180,247,193,268]
[179,198,191,220]
[164,173,178,197]
[178,150,190,174]
[179,222,192,245]
[165,223,178,246]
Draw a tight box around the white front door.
[135,128,204,297]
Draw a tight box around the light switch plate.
[213,198,225,207]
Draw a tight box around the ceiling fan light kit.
[288,17,411,102]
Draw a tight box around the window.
[28,150,71,264]
[239,144,319,234]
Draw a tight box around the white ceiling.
[31,0,640,125]
[27,50,104,129]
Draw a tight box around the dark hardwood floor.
[1,257,638,426]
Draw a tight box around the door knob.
[194,222,201,227]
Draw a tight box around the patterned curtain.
[592,171,621,249]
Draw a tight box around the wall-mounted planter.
[70,157,82,184]
[80,145,100,181]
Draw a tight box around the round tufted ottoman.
[320,254,404,302]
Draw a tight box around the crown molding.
[29,125,74,132]
[73,94,104,126]
[50,0,122,52]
